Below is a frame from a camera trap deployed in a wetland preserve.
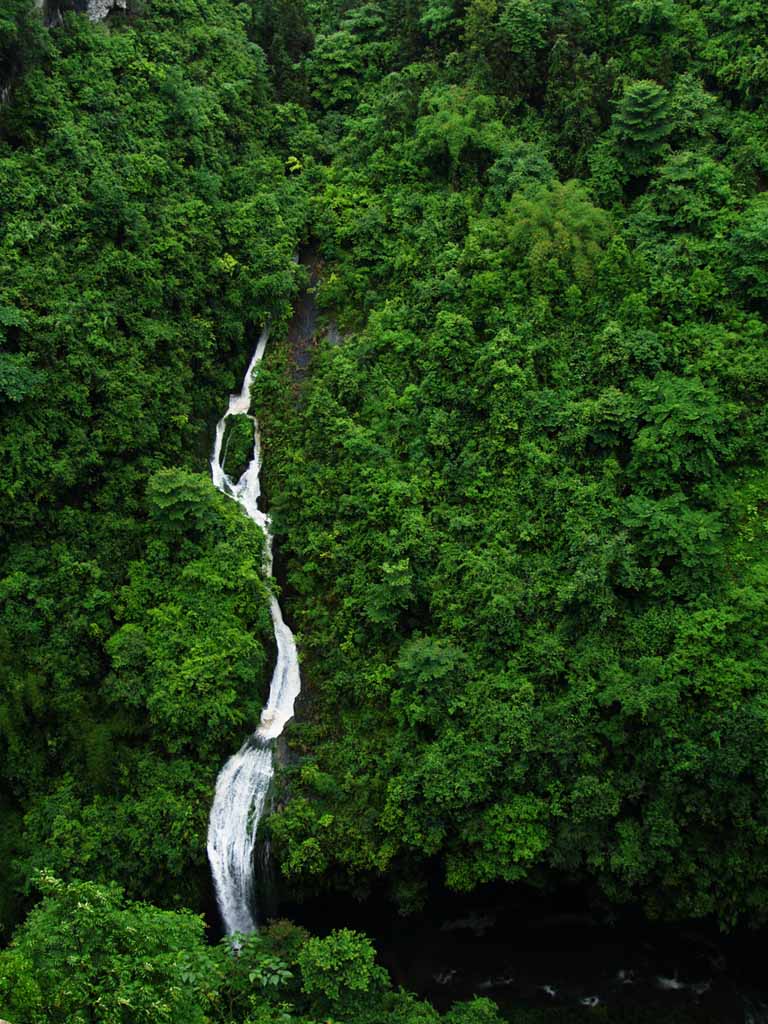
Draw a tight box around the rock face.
[33,0,128,26]
[85,0,127,22]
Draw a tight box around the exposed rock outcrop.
[33,0,129,29]
[85,0,128,23]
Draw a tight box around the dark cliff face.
[37,0,63,28]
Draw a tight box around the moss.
[222,414,255,482]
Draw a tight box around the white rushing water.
[207,327,301,935]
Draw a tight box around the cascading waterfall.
[207,327,301,935]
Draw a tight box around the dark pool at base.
[276,878,768,1022]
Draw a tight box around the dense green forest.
[1,0,768,1020]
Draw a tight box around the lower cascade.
[207,327,301,935]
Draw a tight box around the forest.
[1,0,768,1020]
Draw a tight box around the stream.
[206,326,302,936]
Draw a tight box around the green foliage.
[0,873,209,1024]
[463,0,554,96]
[413,85,507,184]
[108,469,273,756]
[444,998,506,1024]
[504,180,612,292]
[10,468,274,903]
[634,150,733,233]
[612,79,672,172]
[0,351,42,401]
[249,0,314,100]
[304,29,366,109]
[223,414,257,481]
[731,196,768,301]
[0,0,46,85]
[298,928,386,1005]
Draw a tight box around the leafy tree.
[419,0,461,45]
[0,0,46,88]
[612,79,672,172]
[297,928,387,1009]
[413,85,508,185]
[249,0,314,100]
[303,29,367,109]
[635,151,733,233]
[0,873,211,1024]
[443,999,506,1024]
[504,180,612,293]
[731,196,768,301]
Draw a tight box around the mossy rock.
[221,414,254,482]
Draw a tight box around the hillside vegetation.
[1,0,767,1020]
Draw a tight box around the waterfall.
[207,327,301,935]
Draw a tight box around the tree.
[504,180,612,293]
[297,928,387,1010]
[612,79,672,172]
[0,873,212,1024]
[249,0,314,100]
[731,196,768,301]
[0,0,46,88]
[637,150,733,233]
[413,85,507,185]
[444,999,506,1024]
